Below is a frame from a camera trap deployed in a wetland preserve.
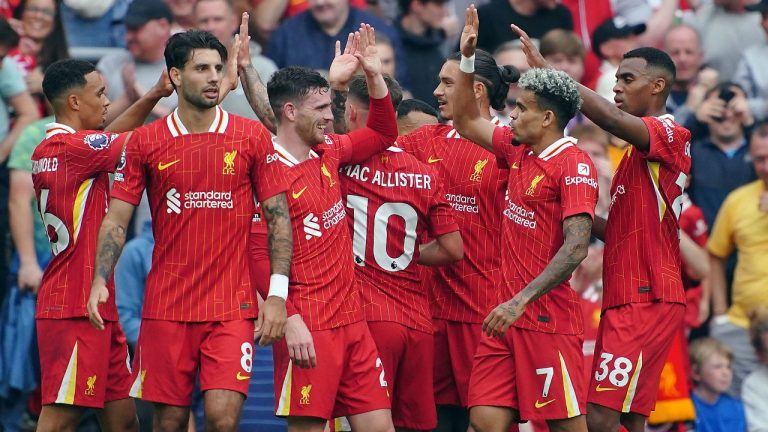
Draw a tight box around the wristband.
[459,54,475,73]
[268,274,289,300]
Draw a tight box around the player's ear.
[651,77,666,96]
[169,67,182,88]
[67,93,80,112]
[541,110,555,129]
[283,102,297,122]
[473,81,485,101]
[347,104,357,122]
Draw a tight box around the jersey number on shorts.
[346,195,418,272]
[594,352,633,387]
[375,357,388,388]
[240,342,253,373]
[38,188,71,255]
[536,367,554,397]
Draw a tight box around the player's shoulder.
[226,112,270,134]
[642,114,691,140]
[385,145,433,170]
[397,123,452,146]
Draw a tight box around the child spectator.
[742,312,768,431]
[689,338,747,432]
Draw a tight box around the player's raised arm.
[451,6,497,153]
[483,213,592,337]
[257,192,293,346]
[106,70,174,133]
[418,233,464,266]
[236,12,278,134]
[89,199,136,330]
[511,24,652,151]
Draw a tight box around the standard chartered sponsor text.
[503,201,536,229]
[322,200,346,229]
[184,191,233,209]
[446,193,479,213]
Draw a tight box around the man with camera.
[688,83,757,228]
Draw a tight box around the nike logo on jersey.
[158,160,179,170]
[512,162,519,169]
[236,372,250,381]
[595,384,617,392]
[534,399,555,409]
[292,186,308,199]
[427,155,442,164]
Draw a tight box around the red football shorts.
[273,321,390,419]
[433,319,482,407]
[129,319,255,405]
[368,321,436,430]
[37,318,131,408]
[468,327,586,421]
[587,302,685,416]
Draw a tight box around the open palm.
[355,24,382,77]
[460,5,479,58]
[329,31,360,87]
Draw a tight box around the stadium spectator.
[253,0,367,43]
[689,338,747,432]
[372,33,397,82]
[571,124,613,218]
[194,0,277,119]
[59,0,130,48]
[265,0,409,86]
[164,0,195,32]
[396,0,448,107]
[742,312,768,430]
[540,29,588,130]
[475,0,572,55]
[396,98,439,134]
[8,0,68,115]
[591,17,644,101]
[733,0,768,122]
[0,16,39,305]
[97,0,177,125]
[689,83,756,227]
[691,0,766,82]
[708,121,768,396]
[664,24,715,127]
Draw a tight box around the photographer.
[688,83,758,228]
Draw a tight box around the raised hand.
[237,12,252,69]
[353,23,382,78]
[460,5,479,58]
[150,68,174,99]
[222,33,242,93]
[329,31,361,90]
[510,24,549,69]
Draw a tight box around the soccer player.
[31,58,173,432]
[88,30,293,432]
[262,24,399,432]
[513,20,692,432]
[336,73,464,431]
[451,7,597,432]
[394,32,518,432]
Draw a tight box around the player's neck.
[276,127,314,162]
[176,102,218,134]
[644,103,668,119]
[53,114,85,131]
[529,130,565,156]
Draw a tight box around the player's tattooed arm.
[519,213,593,304]
[331,89,349,134]
[591,215,606,241]
[261,192,293,276]
[241,65,278,135]
[89,199,136,330]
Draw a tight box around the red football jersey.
[111,107,286,321]
[493,129,598,334]
[602,115,692,309]
[397,120,507,323]
[271,128,397,330]
[31,123,127,320]
[339,146,459,333]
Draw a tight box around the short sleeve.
[69,131,128,175]
[426,174,459,238]
[559,152,599,220]
[8,121,46,172]
[0,57,26,98]
[111,130,146,206]
[641,116,691,173]
[707,193,736,258]
[491,125,516,169]
[250,127,288,202]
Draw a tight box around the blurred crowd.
[0,0,766,430]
